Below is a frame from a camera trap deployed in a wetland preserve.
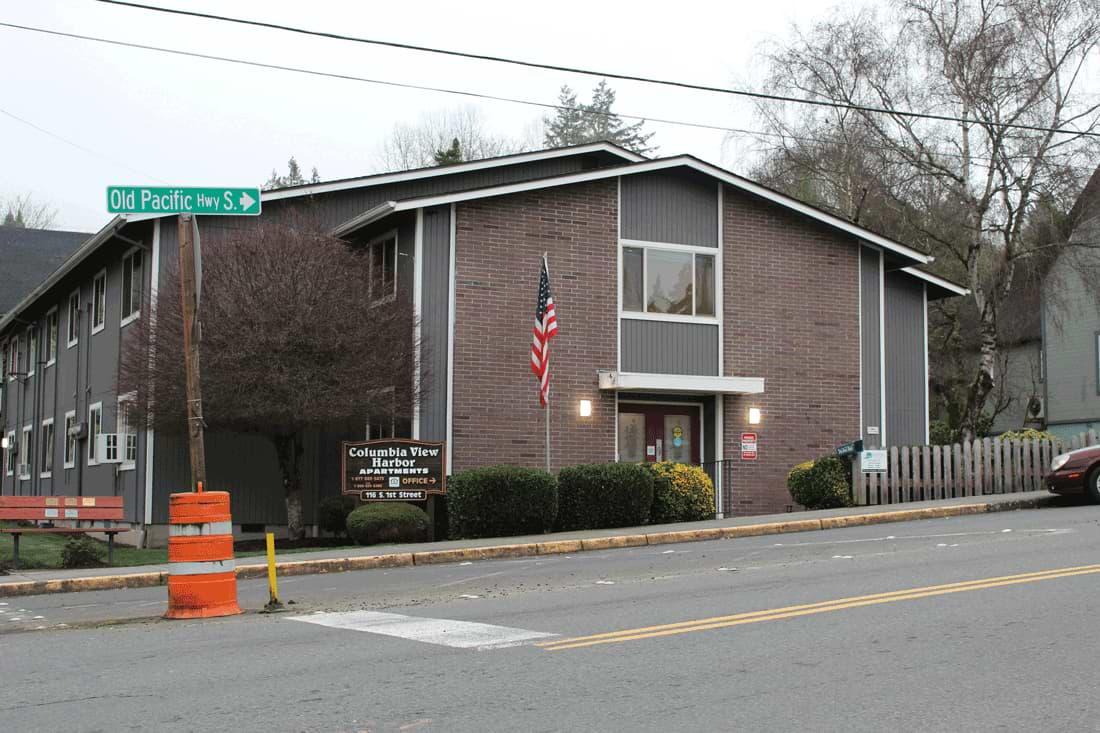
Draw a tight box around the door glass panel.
[618,413,646,463]
[663,414,693,464]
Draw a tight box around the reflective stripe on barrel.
[165,491,241,619]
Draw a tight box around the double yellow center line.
[537,562,1100,651]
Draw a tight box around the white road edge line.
[288,610,557,651]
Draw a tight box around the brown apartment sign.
[342,439,446,501]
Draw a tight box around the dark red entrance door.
[617,403,701,464]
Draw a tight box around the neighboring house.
[0,142,964,544]
[1042,165,1100,440]
[0,227,89,314]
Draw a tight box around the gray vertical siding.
[620,320,719,376]
[0,221,155,522]
[860,246,883,447]
[419,206,451,441]
[884,271,927,446]
[620,172,718,246]
[1042,243,1100,426]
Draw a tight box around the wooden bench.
[0,496,127,569]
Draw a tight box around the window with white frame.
[117,393,138,468]
[64,411,77,469]
[121,249,144,324]
[621,244,716,319]
[6,336,16,379]
[26,326,37,377]
[92,270,107,333]
[45,308,58,366]
[40,418,54,478]
[67,289,80,347]
[88,402,102,465]
[4,430,15,475]
[19,424,31,480]
[367,232,398,303]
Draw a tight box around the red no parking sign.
[741,433,758,460]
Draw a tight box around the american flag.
[531,256,559,407]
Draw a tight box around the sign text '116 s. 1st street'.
[342,439,446,501]
[107,186,261,216]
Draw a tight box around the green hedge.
[447,466,558,539]
[647,462,715,523]
[346,503,430,546]
[317,495,358,537]
[557,462,654,530]
[787,455,851,510]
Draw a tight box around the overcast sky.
[1,0,842,232]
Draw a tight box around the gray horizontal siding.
[620,319,718,376]
[621,171,718,247]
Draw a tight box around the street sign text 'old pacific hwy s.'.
[107,186,261,216]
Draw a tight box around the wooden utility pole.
[177,214,207,491]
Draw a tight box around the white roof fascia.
[598,370,765,395]
[0,215,136,332]
[386,156,931,265]
[900,266,969,296]
[330,201,397,238]
[261,142,646,202]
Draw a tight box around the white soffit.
[598,371,765,395]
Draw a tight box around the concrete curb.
[0,495,1055,598]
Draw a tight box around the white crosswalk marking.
[289,610,557,651]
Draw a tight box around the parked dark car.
[1046,445,1100,502]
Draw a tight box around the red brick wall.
[451,180,618,472]
[721,185,861,515]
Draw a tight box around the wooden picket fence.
[853,430,1100,506]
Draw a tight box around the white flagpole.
[543,252,551,472]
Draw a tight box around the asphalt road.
[3,502,1100,732]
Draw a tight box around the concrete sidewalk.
[0,491,1061,597]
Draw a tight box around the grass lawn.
[0,523,356,571]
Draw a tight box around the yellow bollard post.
[264,532,283,611]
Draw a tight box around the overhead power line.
[96,0,1100,139]
[0,22,1052,164]
[0,106,166,182]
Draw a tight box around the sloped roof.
[0,227,91,314]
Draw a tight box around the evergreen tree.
[433,138,464,166]
[263,156,320,190]
[543,80,656,154]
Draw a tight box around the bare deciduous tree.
[2,193,58,229]
[375,106,524,171]
[119,214,419,538]
[753,0,1100,438]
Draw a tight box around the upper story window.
[40,418,54,478]
[67,289,80,347]
[45,308,58,366]
[64,411,77,469]
[121,248,144,325]
[26,326,37,377]
[367,232,398,304]
[4,430,14,476]
[118,393,138,468]
[92,270,107,333]
[18,424,31,480]
[621,243,716,319]
[6,336,16,380]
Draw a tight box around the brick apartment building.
[0,142,964,543]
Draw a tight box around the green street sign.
[107,186,262,216]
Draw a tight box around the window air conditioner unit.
[96,433,123,464]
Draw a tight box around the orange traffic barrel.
[165,491,242,619]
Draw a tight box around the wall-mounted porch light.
[0,435,9,450]
[579,399,592,417]
[748,407,761,425]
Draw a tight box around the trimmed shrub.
[317,495,358,537]
[346,503,430,546]
[557,463,654,531]
[647,462,715,523]
[998,428,1059,444]
[61,537,105,568]
[447,466,558,539]
[787,455,851,510]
